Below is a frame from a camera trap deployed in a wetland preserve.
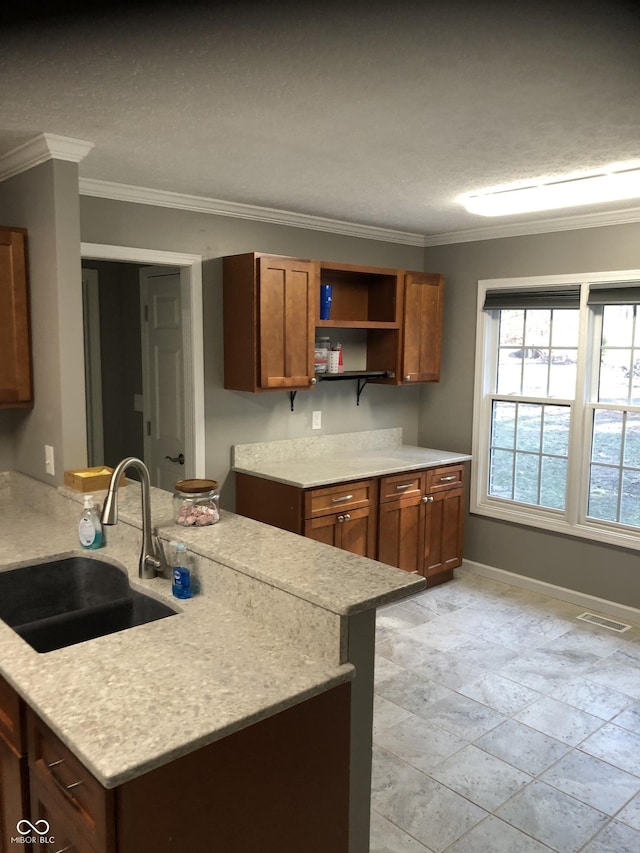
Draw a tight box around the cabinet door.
[401,272,443,384]
[0,227,32,408]
[378,495,425,573]
[305,506,376,558]
[259,257,315,389]
[0,737,29,852]
[423,487,464,582]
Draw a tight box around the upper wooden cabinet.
[0,226,33,408]
[222,252,443,393]
[223,253,317,392]
[401,272,444,384]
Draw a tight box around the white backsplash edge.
[232,427,403,467]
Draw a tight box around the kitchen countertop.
[0,470,423,789]
[233,428,472,488]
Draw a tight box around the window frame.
[472,269,640,552]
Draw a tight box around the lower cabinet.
[1,674,351,853]
[236,462,467,587]
[303,479,378,558]
[377,465,464,586]
[0,674,29,853]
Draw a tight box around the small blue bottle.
[172,542,192,599]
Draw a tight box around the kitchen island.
[0,468,423,852]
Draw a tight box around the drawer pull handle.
[332,494,354,503]
[439,475,457,482]
[395,483,413,490]
[47,762,84,805]
[55,847,73,853]
[48,759,65,768]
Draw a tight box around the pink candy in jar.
[173,479,220,527]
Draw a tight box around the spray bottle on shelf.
[78,494,103,550]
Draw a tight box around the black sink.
[0,557,177,653]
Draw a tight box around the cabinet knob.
[337,515,344,523]
[404,375,411,381]
[310,377,317,385]
[344,513,351,521]
[422,495,434,502]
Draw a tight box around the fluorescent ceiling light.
[459,164,640,217]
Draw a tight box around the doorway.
[80,243,205,487]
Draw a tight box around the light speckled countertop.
[0,470,423,789]
[233,428,472,488]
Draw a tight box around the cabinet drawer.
[0,673,25,756]
[304,479,376,518]
[30,776,97,853]
[379,472,424,502]
[27,710,114,852]
[425,464,464,493]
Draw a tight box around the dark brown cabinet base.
[1,673,351,853]
[236,462,467,588]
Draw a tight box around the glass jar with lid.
[173,479,220,526]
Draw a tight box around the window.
[472,271,640,551]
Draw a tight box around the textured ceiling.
[1,0,639,239]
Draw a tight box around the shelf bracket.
[356,378,369,406]
[289,391,297,412]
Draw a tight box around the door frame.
[80,243,205,479]
[81,268,104,467]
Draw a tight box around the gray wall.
[0,160,87,484]
[421,222,640,608]
[80,196,425,506]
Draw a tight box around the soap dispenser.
[171,541,193,599]
[78,494,104,550]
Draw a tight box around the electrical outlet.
[44,444,55,475]
[312,410,322,430]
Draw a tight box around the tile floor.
[370,570,640,852]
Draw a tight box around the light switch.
[312,411,322,430]
[44,444,55,475]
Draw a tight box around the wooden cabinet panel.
[423,487,464,583]
[305,479,375,518]
[305,506,377,558]
[27,710,115,853]
[401,272,443,384]
[425,464,464,493]
[258,256,315,389]
[0,737,29,852]
[0,675,28,852]
[378,495,425,573]
[223,253,316,392]
[0,226,32,409]
[379,471,424,503]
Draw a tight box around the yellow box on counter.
[63,466,126,492]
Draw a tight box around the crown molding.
[0,133,95,183]
[423,206,640,246]
[78,178,427,246]
[75,175,640,248]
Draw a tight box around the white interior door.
[140,266,186,490]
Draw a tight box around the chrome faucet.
[101,457,168,579]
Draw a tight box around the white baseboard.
[457,559,640,628]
